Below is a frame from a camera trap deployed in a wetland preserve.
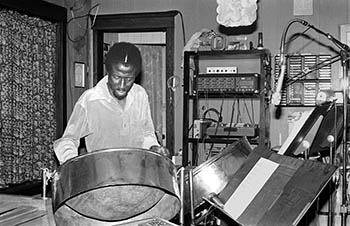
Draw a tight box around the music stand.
[278,102,336,157]
[203,147,337,226]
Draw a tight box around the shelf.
[187,137,259,145]
[185,49,270,58]
[182,49,271,166]
[188,93,260,98]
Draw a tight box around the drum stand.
[179,166,196,226]
[42,168,53,200]
[179,167,185,226]
[189,168,196,226]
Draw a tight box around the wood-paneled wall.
[44,0,91,117]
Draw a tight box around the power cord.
[202,108,222,123]
[205,97,225,160]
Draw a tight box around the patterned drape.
[0,9,58,186]
[137,45,164,145]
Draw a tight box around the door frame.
[91,11,177,153]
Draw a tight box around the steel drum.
[181,138,252,216]
[51,148,181,226]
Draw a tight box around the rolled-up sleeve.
[54,102,89,164]
[141,93,159,149]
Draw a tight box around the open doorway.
[91,11,177,153]
[104,32,167,147]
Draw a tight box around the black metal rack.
[182,49,272,166]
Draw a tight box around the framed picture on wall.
[74,62,85,88]
[340,24,350,46]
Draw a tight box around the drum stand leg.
[189,168,195,226]
[180,167,185,226]
[42,168,53,200]
[179,166,197,226]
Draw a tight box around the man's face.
[107,63,137,100]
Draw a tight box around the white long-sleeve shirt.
[54,76,159,164]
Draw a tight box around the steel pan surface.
[51,148,180,225]
[182,138,252,215]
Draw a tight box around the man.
[54,42,168,164]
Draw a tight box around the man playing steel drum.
[54,42,169,164]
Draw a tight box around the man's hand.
[54,140,78,165]
[149,145,170,158]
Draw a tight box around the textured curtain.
[0,9,58,186]
[137,45,164,145]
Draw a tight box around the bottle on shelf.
[257,32,264,49]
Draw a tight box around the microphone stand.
[276,18,350,226]
[272,18,302,106]
[340,49,349,226]
[300,19,350,226]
